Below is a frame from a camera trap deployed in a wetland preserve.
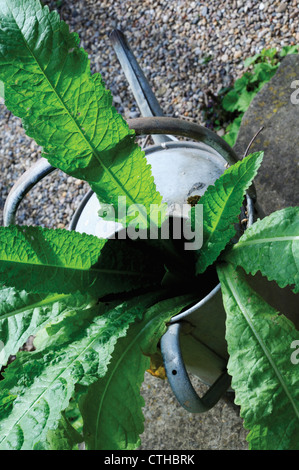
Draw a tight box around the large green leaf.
[224,206,299,293]
[217,263,299,450]
[0,225,164,296]
[79,295,194,450]
[0,285,94,369]
[0,0,164,228]
[0,292,160,450]
[193,151,263,274]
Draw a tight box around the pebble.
[201,6,208,16]
[277,3,288,13]
[1,0,298,230]
[234,50,242,59]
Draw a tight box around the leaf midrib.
[0,293,68,321]
[232,235,299,247]
[93,311,165,446]
[5,1,149,227]
[203,158,255,245]
[0,305,132,448]
[225,264,299,420]
[197,156,259,273]
[0,258,149,277]
[92,295,197,447]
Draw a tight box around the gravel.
[0,0,298,450]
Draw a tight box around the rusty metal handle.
[128,116,257,201]
[128,116,239,166]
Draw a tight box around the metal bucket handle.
[160,323,231,413]
[160,286,231,414]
